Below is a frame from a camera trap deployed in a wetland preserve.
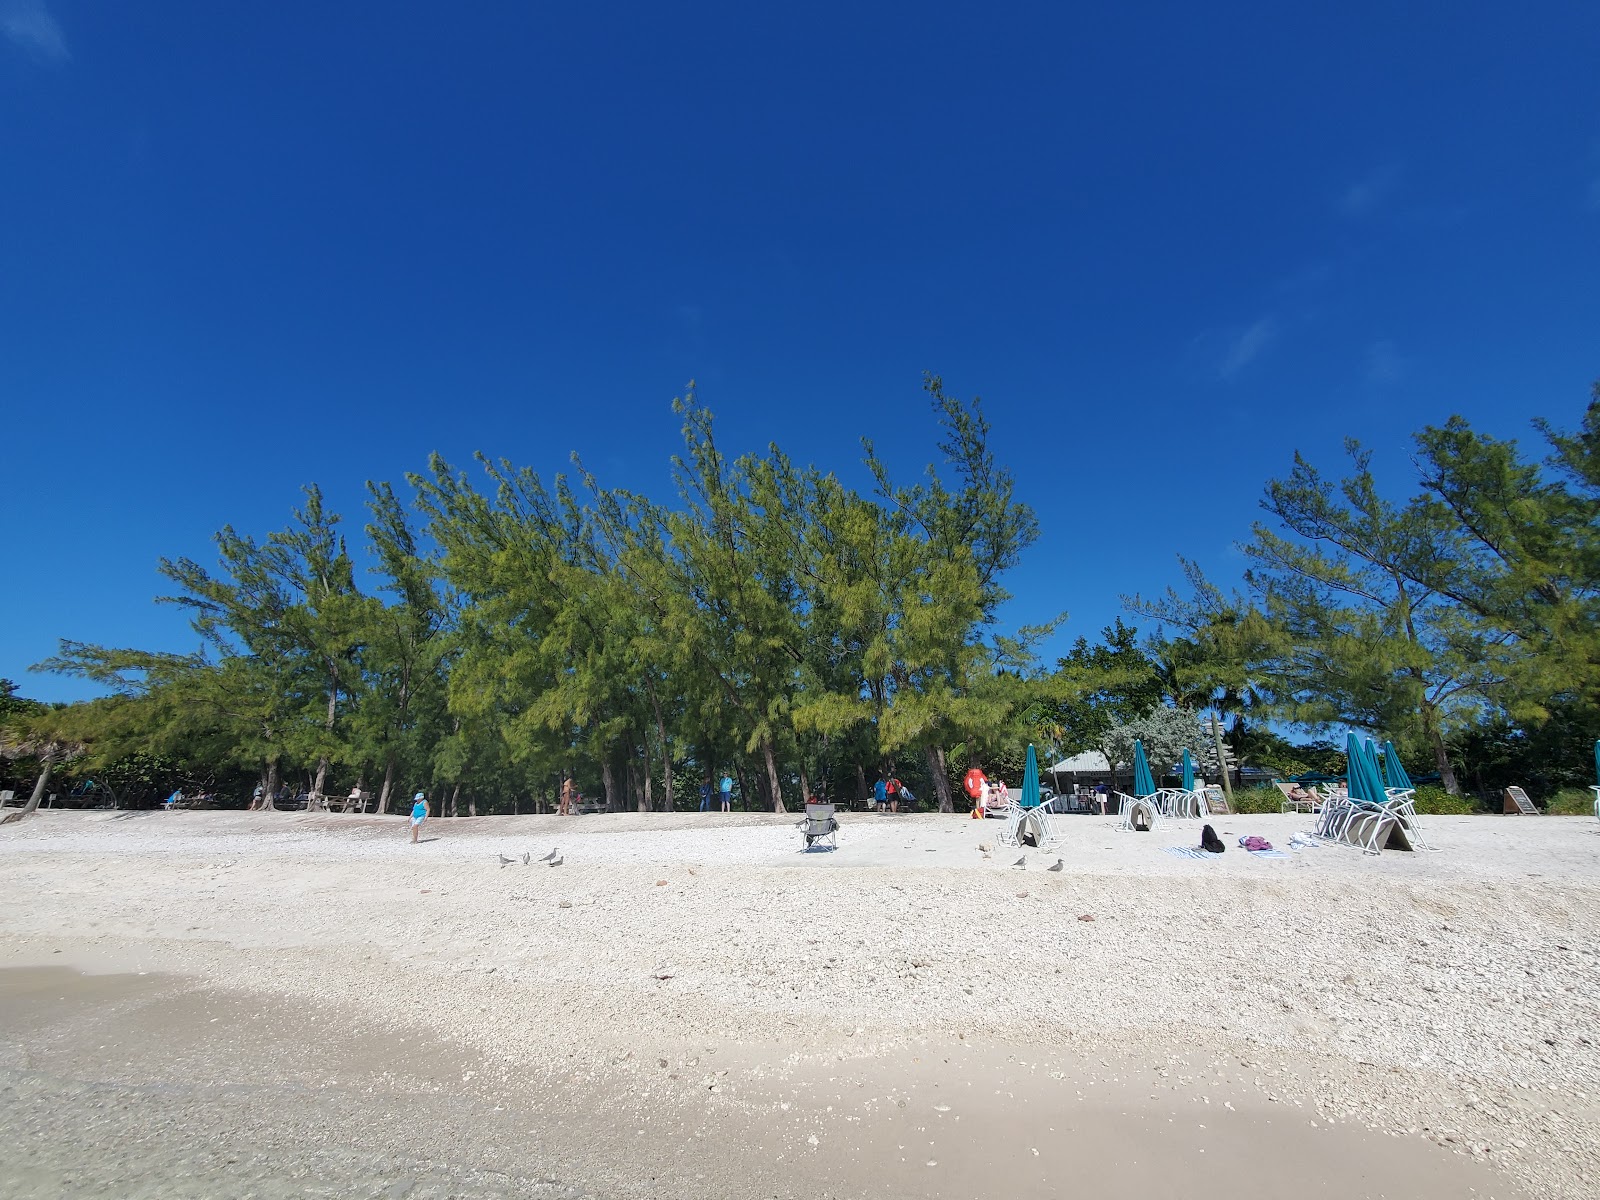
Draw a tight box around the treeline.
[3,378,1596,815]
[9,380,1053,815]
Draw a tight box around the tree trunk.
[641,742,654,812]
[258,758,280,811]
[1424,716,1462,796]
[925,744,955,813]
[798,764,812,802]
[447,782,460,818]
[647,678,673,812]
[20,752,56,816]
[467,791,477,817]
[602,758,617,812]
[761,735,786,814]
[376,754,396,815]
[855,763,868,806]
[736,766,753,812]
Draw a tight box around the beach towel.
[1163,846,1216,860]
[1247,848,1290,858]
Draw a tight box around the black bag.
[1200,823,1225,854]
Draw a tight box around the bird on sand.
[522,851,531,865]
[1047,859,1064,873]
[498,854,515,868]
[1012,855,1027,868]
[540,847,559,862]
[548,855,564,867]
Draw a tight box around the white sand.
[2,807,1597,1197]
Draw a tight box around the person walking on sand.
[560,776,579,817]
[409,792,429,843]
[874,776,888,813]
[719,775,733,812]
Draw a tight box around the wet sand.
[0,964,1527,1199]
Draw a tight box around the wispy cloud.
[1339,164,1402,218]
[1,0,68,63]
[1220,316,1277,378]
[1365,339,1405,385]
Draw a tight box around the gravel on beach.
[2,808,1596,1198]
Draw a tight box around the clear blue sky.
[4,2,1597,703]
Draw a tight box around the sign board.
[1203,786,1231,815]
[1503,786,1539,815]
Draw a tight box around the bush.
[1410,785,1479,815]
[1229,785,1284,814]
[1546,788,1596,816]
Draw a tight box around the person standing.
[886,777,899,813]
[874,776,888,813]
[719,774,733,812]
[699,781,712,812]
[409,791,429,843]
[560,776,578,817]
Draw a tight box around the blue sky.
[3,2,1597,703]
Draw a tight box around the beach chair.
[798,801,838,851]
[1163,787,1208,819]
[990,789,1026,847]
[1116,793,1162,832]
[1020,795,1064,848]
[1275,782,1319,814]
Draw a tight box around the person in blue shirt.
[409,792,429,843]
[874,777,888,813]
[719,775,733,812]
[699,782,711,812]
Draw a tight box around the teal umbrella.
[1181,748,1196,792]
[1133,740,1157,797]
[1345,732,1386,804]
[1381,740,1412,791]
[1593,738,1599,786]
[1021,743,1040,809]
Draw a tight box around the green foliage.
[1545,788,1595,816]
[33,379,1044,816]
[1227,785,1284,814]
[1409,785,1480,815]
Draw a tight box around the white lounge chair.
[1116,793,1162,832]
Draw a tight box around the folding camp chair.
[798,801,838,851]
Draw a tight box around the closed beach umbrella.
[1345,732,1385,803]
[1021,743,1040,809]
[1381,740,1412,791]
[1133,739,1157,797]
[1181,748,1196,792]
[1593,738,1598,786]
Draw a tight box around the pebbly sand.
[1,808,1597,1198]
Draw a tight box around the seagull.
[1012,855,1027,868]
[548,855,563,867]
[498,854,515,868]
[540,847,559,862]
[522,851,531,865]
[1047,859,1064,873]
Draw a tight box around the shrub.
[1546,788,1596,816]
[1229,785,1284,814]
[1410,785,1479,815]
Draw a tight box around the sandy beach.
[1,808,1596,1198]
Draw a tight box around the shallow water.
[0,965,1526,1199]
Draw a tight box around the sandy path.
[2,808,1597,1197]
